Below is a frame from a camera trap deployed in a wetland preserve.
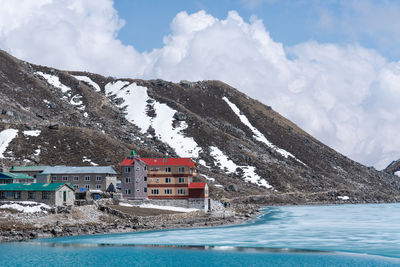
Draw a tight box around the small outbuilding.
[0,183,75,206]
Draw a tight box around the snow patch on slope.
[73,75,101,92]
[222,96,304,164]
[23,130,41,137]
[36,72,70,93]
[209,146,272,188]
[0,129,18,158]
[36,72,86,111]
[105,81,201,157]
[82,156,98,166]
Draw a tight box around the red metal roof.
[121,158,135,166]
[138,158,195,167]
[189,182,207,189]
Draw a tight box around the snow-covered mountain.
[1,50,399,203]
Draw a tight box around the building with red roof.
[120,153,209,204]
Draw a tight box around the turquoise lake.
[1,203,400,266]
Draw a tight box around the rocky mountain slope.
[1,50,399,204]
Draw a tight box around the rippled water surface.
[1,203,400,266]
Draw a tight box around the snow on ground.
[119,202,133,207]
[222,96,304,165]
[119,202,198,212]
[82,156,98,166]
[338,196,350,200]
[0,202,51,213]
[73,75,101,92]
[70,95,83,106]
[105,80,130,95]
[210,146,272,189]
[138,203,199,213]
[0,129,18,158]
[105,81,201,157]
[200,174,215,183]
[34,148,41,156]
[35,72,71,93]
[23,130,41,137]
[198,159,211,168]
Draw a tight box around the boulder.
[173,112,187,121]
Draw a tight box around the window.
[125,177,131,183]
[165,177,171,183]
[85,184,90,190]
[136,178,140,183]
[136,167,140,171]
[28,192,35,199]
[178,167,185,173]
[125,167,131,173]
[125,189,131,195]
[165,167,171,172]
[14,192,21,199]
[42,192,50,199]
[0,192,6,199]
[136,189,140,192]
[164,189,172,195]
[73,185,79,189]
[144,187,147,193]
[51,176,57,181]
[84,176,90,181]
[177,189,185,195]
[156,178,159,183]
[62,176,68,181]
[178,177,185,183]
[73,176,79,181]
[151,189,159,195]
[96,184,102,190]
[144,166,147,170]
[144,176,147,182]
[96,176,102,181]
[149,178,153,182]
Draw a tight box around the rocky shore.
[0,203,261,242]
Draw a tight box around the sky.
[1,0,400,169]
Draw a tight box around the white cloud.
[1,1,400,169]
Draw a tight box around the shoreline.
[0,203,262,243]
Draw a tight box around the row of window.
[52,176,102,182]
[72,184,102,190]
[148,177,186,183]
[0,191,50,199]
[125,177,147,183]
[124,188,187,195]
[150,188,186,195]
[125,188,147,195]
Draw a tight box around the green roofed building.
[9,165,49,179]
[0,183,75,206]
[0,172,35,184]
